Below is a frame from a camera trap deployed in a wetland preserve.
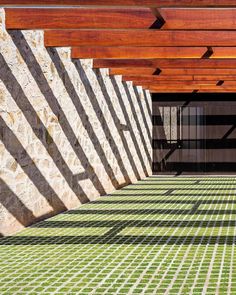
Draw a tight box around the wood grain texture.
[109,68,157,76]
[134,81,222,87]
[194,75,236,81]
[122,75,194,81]
[2,0,236,7]
[72,46,236,59]
[110,68,236,76]
[127,80,220,85]
[123,75,236,81]
[159,8,236,29]
[150,89,236,93]
[150,90,194,93]
[160,69,236,75]
[146,85,236,90]
[71,47,207,59]
[44,30,236,47]
[93,59,236,69]
[197,89,236,92]
[5,8,156,29]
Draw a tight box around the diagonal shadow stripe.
[0,235,235,246]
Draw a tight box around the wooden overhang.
[3,2,236,93]
[2,1,236,7]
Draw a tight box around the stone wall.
[0,8,152,236]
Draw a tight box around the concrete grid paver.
[0,176,236,294]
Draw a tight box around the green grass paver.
[0,176,236,294]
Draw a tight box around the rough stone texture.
[0,8,152,236]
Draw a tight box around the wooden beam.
[110,68,236,76]
[93,59,161,68]
[72,47,207,59]
[111,68,236,76]
[209,47,236,58]
[123,75,194,81]
[128,80,219,86]
[159,8,236,30]
[198,89,236,93]
[136,82,230,90]
[93,59,236,69]
[160,68,236,75]
[44,30,236,47]
[135,82,223,88]
[125,78,216,84]
[5,8,157,29]
[194,75,236,81]
[2,0,236,7]
[72,46,236,59]
[150,89,236,93]
[109,68,157,76]
[122,75,236,81]
[150,90,195,93]
[146,85,236,90]
[220,81,236,86]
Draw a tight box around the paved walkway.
[1,176,236,294]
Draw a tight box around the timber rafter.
[4,3,236,93]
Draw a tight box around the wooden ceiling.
[3,1,236,93]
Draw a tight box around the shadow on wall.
[0,30,151,235]
[47,49,131,187]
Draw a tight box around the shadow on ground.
[1,177,236,246]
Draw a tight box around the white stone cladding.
[0,8,152,235]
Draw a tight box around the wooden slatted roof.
[3,2,236,93]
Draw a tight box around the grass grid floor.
[1,176,236,294]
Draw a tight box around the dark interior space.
[152,93,236,175]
